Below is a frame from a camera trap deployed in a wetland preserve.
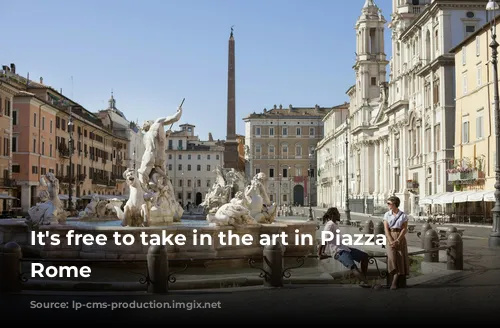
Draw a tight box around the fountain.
[0,104,316,261]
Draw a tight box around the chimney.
[10,63,16,74]
[2,65,8,72]
[40,77,43,84]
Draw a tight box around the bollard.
[447,232,463,270]
[0,242,22,293]
[262,242,284,287]
[147,245,169,294]
[423,229,439,262]
[374,221,385,236]
[420,223,432,249]
[362,220,374,234]
[446,226,458,238]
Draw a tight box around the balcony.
[448,170,485,184]
[407,180,419,193]
[56,175,76,184]
[58,149,70,158]
[0,178,16,188]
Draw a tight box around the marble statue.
[206,172,277,226]
[26,173,67,228]
[114,103,185,227]
[201,166,247,214]
[79,194,123,219]
[114,168,150,227]
[137,106,182,186]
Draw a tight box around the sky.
[2,0,393,141]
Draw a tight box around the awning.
[432,192,455,205]
[420,192,447,205]
[0,194,19,200]
[453,190,478,203]
[467,190,490,202]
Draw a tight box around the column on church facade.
[374,140,379,194]
[379,138,385,197]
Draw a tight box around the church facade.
[319,0,490,215]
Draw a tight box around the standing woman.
[383,196,410,290]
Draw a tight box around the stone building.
[243,104,332,207]
[315,103,350,208]
[0,64,18,212]
[320,0,489,215]
[1,65,131,214]
[166,124,225,206]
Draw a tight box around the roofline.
[449,13,500,53]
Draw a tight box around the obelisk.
[223,26,240,170]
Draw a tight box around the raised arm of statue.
[155,106,183,126]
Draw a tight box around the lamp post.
[308,152,314,221]
[487,0,500,247]
[181,171,185,209]
[345,114,352,225]
[68,107,74,212]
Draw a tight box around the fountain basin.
[0,219,317,260]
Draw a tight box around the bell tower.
[354,0,388,104]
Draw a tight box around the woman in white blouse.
[383,196,410,290]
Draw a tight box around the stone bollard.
[0,242,23,293]
[420,223,432,249]
[362,220,374,234]
[447,232,463,270]
[262,242,284,287]
[446,226,458,238]
[374,221,385,236]
[147,245,169,294]
[423,229,439,262]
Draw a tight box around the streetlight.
[307,152,314,221]
[68,107,74,212]
[181,171,185,209]
[487,0,500,247]
[345,113,352,225]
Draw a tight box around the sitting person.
[318,207,371,288]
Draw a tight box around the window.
[42,117,45,130]
[34,113,37,127]
[168,154,172,160]
[168,164,172,171]
[33,138,36,153]
[178,164,182,170]
[477,111,484,139]
[50,120,53,133]
[197,154,201,160]
[371,77,377,85]
[309,127,315,136]
[295,145,302,156]
[477,65,482,87]
[465,25,475,38]
[462,120,470,143]
[188,164,192,171]
[50,144,52,157]
[282,127,288,136]
[207,165,211,171]
[207,154,211,160]
[188,154,191,160]
[269,168,274,178]
[12,111,17,125]
[476,36,480,56]
[462,73,468,95]
[178,154,182,160]
[269,127,274,136]
[282,168,288,178]
[12,136,17,152]
[197,165,201,171]
[434,124,441,151]
[255,144,261,154]
[462,46,466,65]
[296,128,301,136]
[269,145,275,154]
[216,154,220,160]
[255,127,261,136]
